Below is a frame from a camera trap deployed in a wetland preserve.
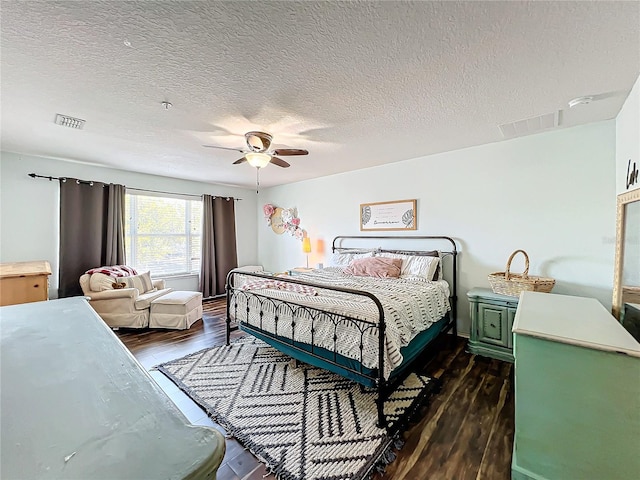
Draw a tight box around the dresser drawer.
[477,303,510,347]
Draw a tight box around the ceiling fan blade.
[269,156,290,168]
[272,148,309,156]
[203,145,245,153]
[232,157,247,165]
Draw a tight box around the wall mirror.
[612,188,640,319]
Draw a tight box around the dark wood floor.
[116,298,514,480]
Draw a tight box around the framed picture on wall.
[360,199,417,231]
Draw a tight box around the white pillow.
[123,271,154,294]
[417,256,440,280]
[378,253,440,280]
[89,272,116,292]
[328,251,374,267]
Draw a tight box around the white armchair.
[79,273,172,329]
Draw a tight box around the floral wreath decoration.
[263,204,306,240]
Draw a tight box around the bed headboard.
[331,235,457,259]
[331,235,458,333]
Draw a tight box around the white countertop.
[0,297,225,479]
[513,291,640,357]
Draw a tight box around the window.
[125,192,203,277]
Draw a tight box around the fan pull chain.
[256,167,260,194]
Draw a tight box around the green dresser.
[512,292,640,480]
[467,288,518,362]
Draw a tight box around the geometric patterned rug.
[156,337,435,480]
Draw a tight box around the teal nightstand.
[467,288,518,362]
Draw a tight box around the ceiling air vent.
[54,114,85,129]
[499,111,559,139]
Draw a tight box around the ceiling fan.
[203,131,309,168]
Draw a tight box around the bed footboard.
[226,270,389,428]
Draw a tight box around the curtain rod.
[28,173,242,200]
[29,173,97,185]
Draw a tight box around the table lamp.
[302,237,311,268]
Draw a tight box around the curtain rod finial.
[28,173,36,178]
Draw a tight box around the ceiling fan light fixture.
[245,131,272,152]
[246,152,271,168]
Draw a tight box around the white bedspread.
[229,268,451,379]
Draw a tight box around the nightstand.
[0,260,51,306]
[467,288,518,362]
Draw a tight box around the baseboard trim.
[512,451,549,480]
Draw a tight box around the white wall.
[258,121,617,334]
[0,152,258,296]
[616,74,640,194]
[1,119,621,332]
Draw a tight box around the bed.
[225,235,458,428]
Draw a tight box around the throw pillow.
[328,251,374,267]
[378,252,440,280]
[123,271,154,294]
[344,257,402,278]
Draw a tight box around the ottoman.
[150,291,203,329]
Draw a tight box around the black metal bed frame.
[226,235,458,429]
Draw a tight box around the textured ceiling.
[1,1,639,188]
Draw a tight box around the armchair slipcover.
[79,274,172,328]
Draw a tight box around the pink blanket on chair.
[85,265,138,277]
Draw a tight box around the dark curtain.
[59,180,126,297]
[201,194,238,298]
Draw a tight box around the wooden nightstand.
[467,288,518,362]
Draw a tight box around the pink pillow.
[344,257,402,278]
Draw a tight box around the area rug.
[156,338,435,480]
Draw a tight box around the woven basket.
[488,250,555,297]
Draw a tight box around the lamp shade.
[245,152,271,168]
[302,237,311,253]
